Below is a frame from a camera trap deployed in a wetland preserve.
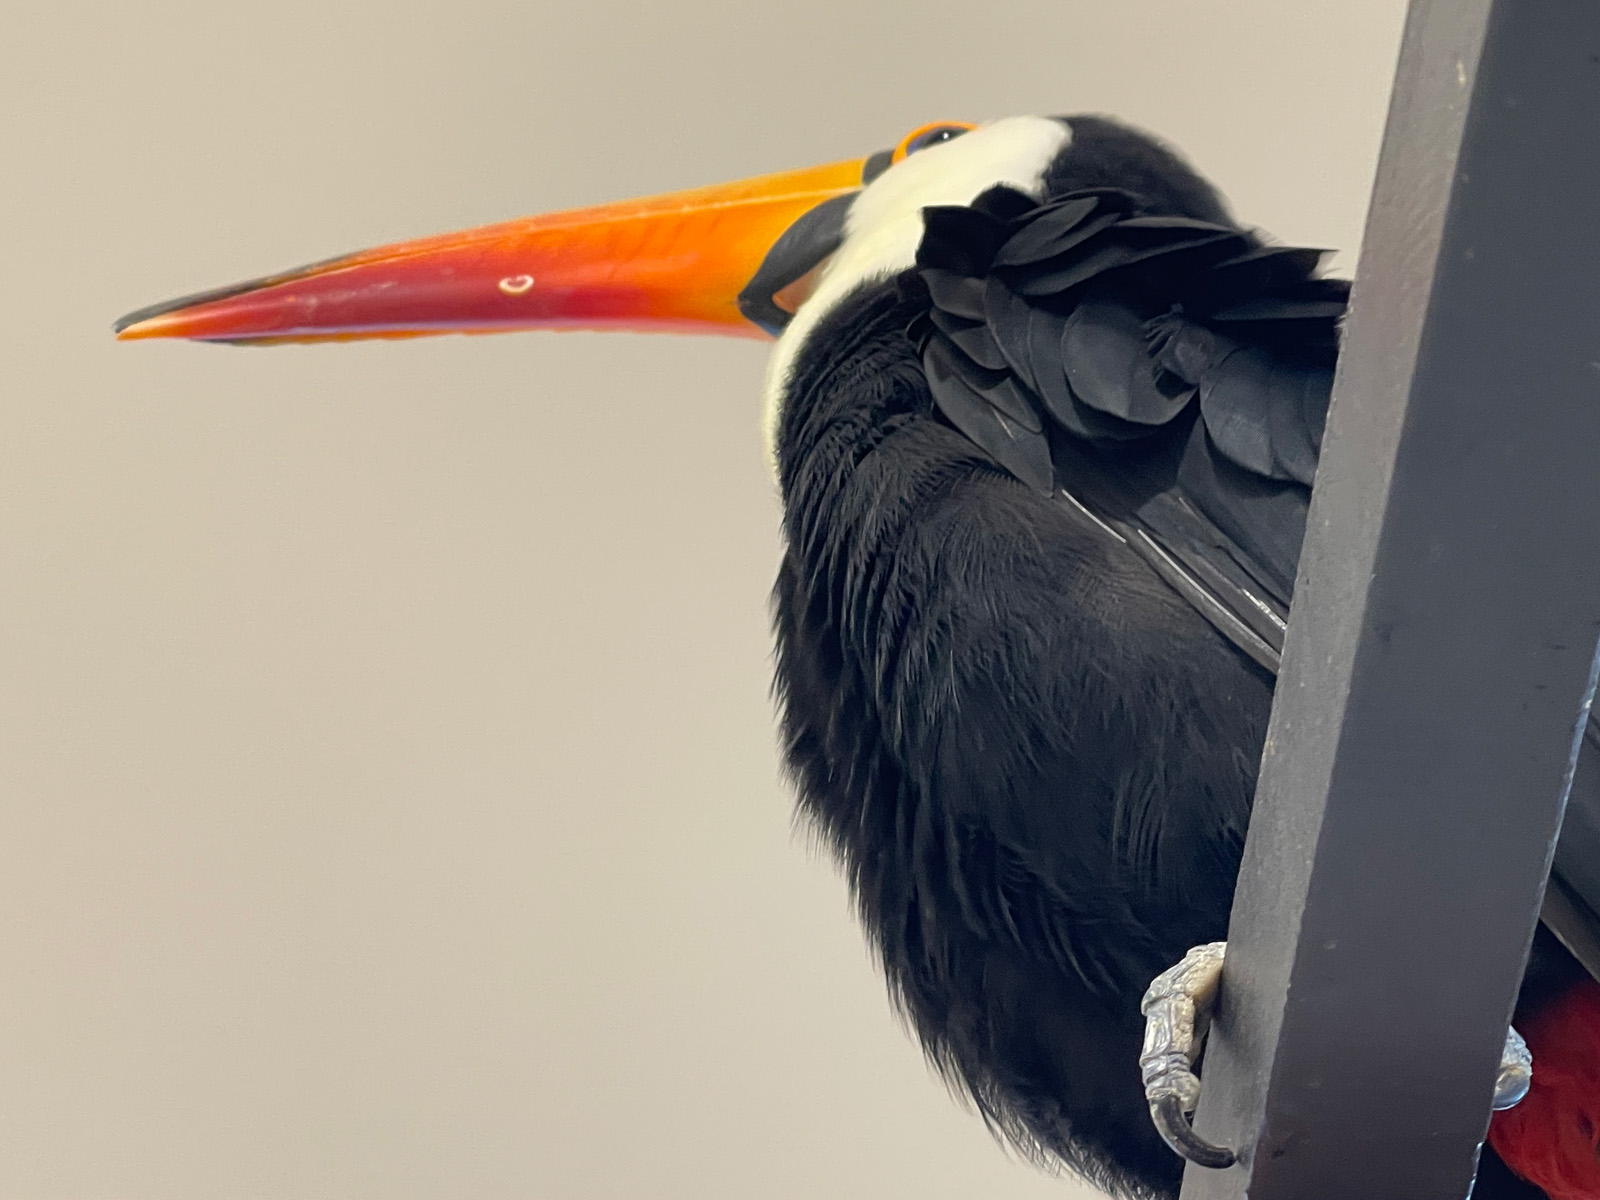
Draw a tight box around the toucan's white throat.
[760,115,1071,474]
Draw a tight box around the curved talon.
[1151,1094,1237,1169]
[1140,941,1235,1169]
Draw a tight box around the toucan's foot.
[1139,941,1234,1169]
[1139,942,1535,1171]
[1494,1025,1532,1111]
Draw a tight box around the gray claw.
[1139,941,1235,1170]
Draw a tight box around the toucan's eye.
[892,122,977,164]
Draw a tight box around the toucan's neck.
[773,281,929,511]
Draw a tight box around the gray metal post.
[1179,3,1600,1197]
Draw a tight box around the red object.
[1489,979,1600,1199]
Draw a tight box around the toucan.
[117,115,1600,1200]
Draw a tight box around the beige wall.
[4,3,1405,1196]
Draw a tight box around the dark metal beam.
[1180,3,1600,1197]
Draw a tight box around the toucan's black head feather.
[1047,116,1233,225]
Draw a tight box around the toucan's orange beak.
[114,157,872,345]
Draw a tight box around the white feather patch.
[760,115,1071,474]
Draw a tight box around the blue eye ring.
[892,122,976,164]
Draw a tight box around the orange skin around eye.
[890,121,978,165]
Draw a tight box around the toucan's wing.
[909,185,1337,620]
[909,186,1600,979]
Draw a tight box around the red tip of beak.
[113,254,372,342]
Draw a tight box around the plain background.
[4,3,1407,1197]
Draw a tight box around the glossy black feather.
[922,268,989,321]
[923,337,1053,492]
[990,194,1107,266]
[1060,301,1195,426]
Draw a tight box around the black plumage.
[769,117,1596,1198]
